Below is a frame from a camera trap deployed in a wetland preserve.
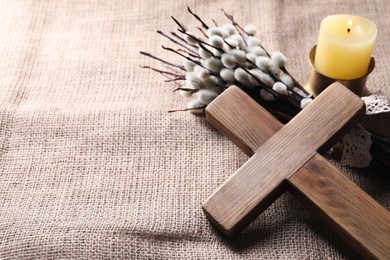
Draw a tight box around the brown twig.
[177,28,224,53]
[170,31,199,50]
[223,39,234,49]
[140,51,185,71]
[168,106,206,113]
[169,31,189,44]
[177,48,201,59]
[237,65,276,94]
[171,16,187,32]
[140,65,185,77]
[267,70,304,103]
[187,6,209,29]
[157,30,198,55]
[239,65,302,110]
[165,77,186,82]
[198,42,216,57]
[220,8,247,46]
[161,45,203,68]
[173,87,198,92]
[197,26,208,39]
[280,67,310,96]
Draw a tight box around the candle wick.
[347,28,351,33]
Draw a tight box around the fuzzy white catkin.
[229,49,246,65]
[247,69,274,87]
[260,89,276,101]
[272,82,288,95]
[280,73,294,87]
[209,35,224,48]
[244,24,257,35]
[208,27,222,37]
[209,75,223,86]
[196,89,219,105]
[179,89,192,98]
[204,57,223,73]
[229,35,244,48]
[234,68,250,84]
[247,69,262,85]
[268,63,280,74]
[185,78,201,90]
[238,40,247,52]
[225,37,238,48]
[198,48,212,59]
[187,98,204,114]
[250,46,266,56]
[246,53,257,63]
[295,88,308,97]
[222,43,231,53]
[193,65,202,73]
[185,32,198,45]
[184,59,196,71]
[185,73,202,89]
[255,56,271,71]
[260,73,275,87]
[186,72,198,81]
[219,28,229,39]
[221,53,236,68]
[247,36,261,47]
[196,67,210,80]
[202,77,216,88]
[211,48,222,57]
[222,24,236,35]
[271,51,288,68]
[300,98,313,109]
[193,66,205,79]
[220,68,235,82]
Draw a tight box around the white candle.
[314,15,377,80]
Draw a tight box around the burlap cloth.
[0,1,388,259]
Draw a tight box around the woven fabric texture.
[0,0,389,259]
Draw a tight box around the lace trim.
[340,93,389,168]
[361,92,390,115]
[341,125,372,168]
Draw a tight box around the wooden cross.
[202,83,390,259]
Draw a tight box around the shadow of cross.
[202,83,390,259]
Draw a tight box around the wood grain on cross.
[202,84,390,259]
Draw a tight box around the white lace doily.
[340,93,390,168]
[341,125,372,168]
[361,92,390,115]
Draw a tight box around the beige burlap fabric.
[0,0,389,259]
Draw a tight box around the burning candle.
[314,15,377,80]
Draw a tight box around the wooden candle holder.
[202,84,390,259]
[306,46,375,96]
